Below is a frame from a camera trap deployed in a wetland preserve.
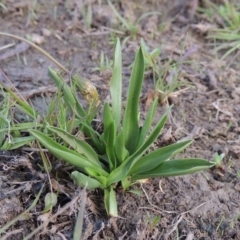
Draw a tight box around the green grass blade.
[47,126,101,167]
[73,188,86,240]
[0,108,10,146]
[132,159,215,180]
[0,122,43,133]
[0,84,37,119]
[221,42,240,59]
[123,47,144,153]
[48,68,86,117]
[1,136,35,150]
[136,98,158,149]
[110,38,122,131]
[0,184,44,235]
[107,0,131,30]
[129,140,193,175]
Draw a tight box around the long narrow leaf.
[1,136,35,150]
[0,108,10,146]
[0,122,42,133]
[48,68,86,118]
[0,84,37,118]
[107,108,170,186]
[129,140,193,175]
[105,122,116,171]
[136,98,158,149]
[104,187,118,217]
[30,129,96,170]
[115,129,129,164]
[85,167,108,184]
[47,126,101,167]
[106,157,130,186]
[123,47,144,153]
[132,158,215,180]
[110,38,122,131]
[127,108,170,166]
[102,103,114,143]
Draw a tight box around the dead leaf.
[162,127,173,142]
[37,212,52,223]
[51,179,70,197]
[41,28,51,37]
[142,89,158,110]
[191,23,215,35]
[27,33,45,44]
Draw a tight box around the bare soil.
[0,0,240,239]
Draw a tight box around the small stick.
[0,32,70,74]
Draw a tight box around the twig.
[24,193,81,240]
[0,42,15,52]
[20,86,58,99]
[1,229,23,240]
[139,183,177,214]
[165,214,184,238]
[0,32,69,74]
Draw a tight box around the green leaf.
[47,126,101,167]
[127,189,143,196]
[104,186,118,217]
[106,110,168,186]
[43,192,58,212]
[110,38,122,131]
[132,158,215,180]
[129,140,193,175]
[1,136,35,150]
[77,119,103,153]
[48,68,86,118]
[29,129,96,170]
[106,108,170,186]
[121,176,132,190]
[127,108,170,166]
[0,122,42,133]
[114,129,129,163]
[107,0,132,31]
[136,98,158,149]
[0,108,10,146]
[123,47,145,154]
[1,84,37,119]
[71,171,104,190]
[85,167,108,185]
[106,158,130,186]
[105,122,116,171]
[102,103,114,142]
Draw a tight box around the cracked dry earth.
[0,0,240,239]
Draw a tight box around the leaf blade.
[123,47,145,154]
[132,159,215,180]
[30,129,97,170]
[129,140,193,175]
[47,126,101,167]
[110,38,122,131]
[71,171,104,190]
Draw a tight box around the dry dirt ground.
[0,0,240,239]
